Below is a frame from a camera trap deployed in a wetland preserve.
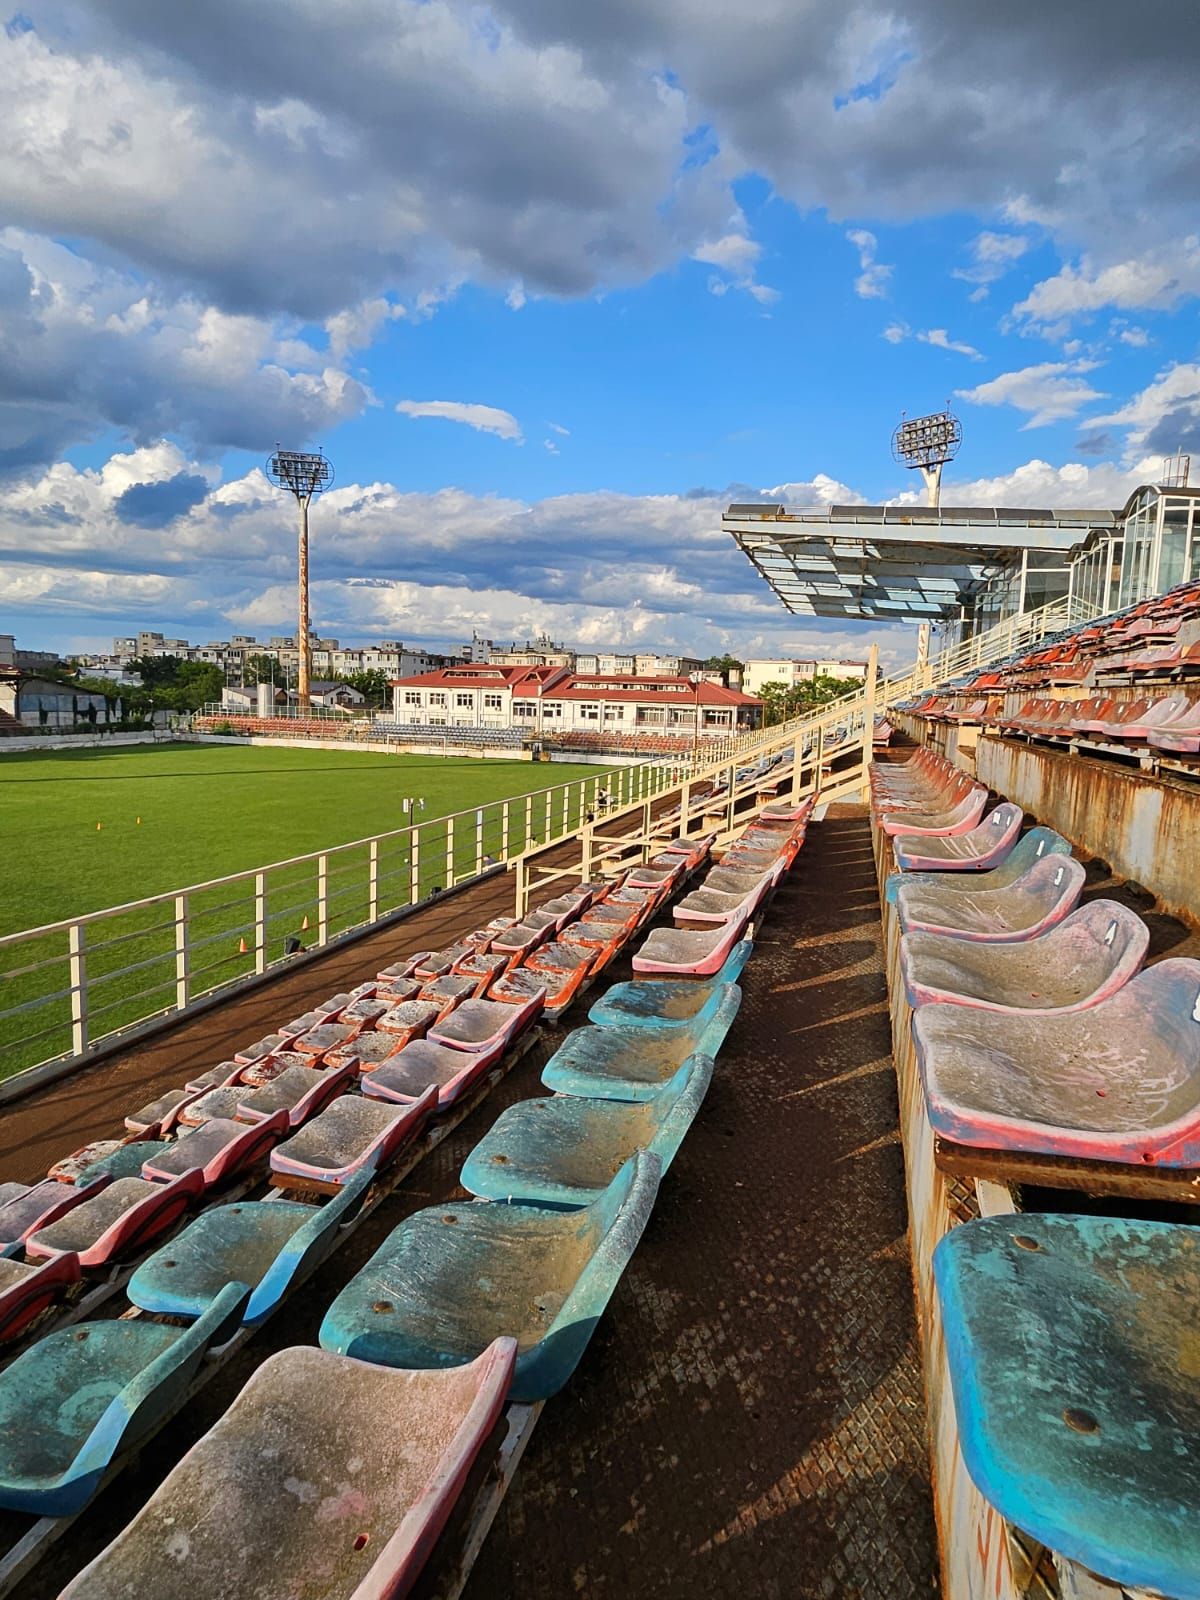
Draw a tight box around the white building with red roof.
[390,664,760,740]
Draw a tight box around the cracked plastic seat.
[895,854,1085,942]
[319,1151,661,1402]
[462,1056,712,1207]
[901,900,1148,1014]
[270,1089,437,1186]
[142,1111,290,1186]
[934,1214,1200,1599]
[419,972,480,1009]
[913,957,1200,1163]
[376,998,444,1046]
[361,1037,507,1110]
[489,960,581,1013]
[76,1141,169,1182]
[633,915,752,976]
[884,825,1070,905]
[590,942,751,1028]
[124,1087,199,1138]
[292,1021,356,1059]
[0,1282,246,1515]
[893,802,1024,873]
[26,1171,204,1269]
[325,1030,405,1072]
[178,1084,247,1126]
[128,1168,373,1327]
[427,995,543,1053]
[490,922,549,956]
[542,985,742,1101]
[60,1339,516,1600]
[526,939,595,976]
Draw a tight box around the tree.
[243,653,281,688]
[703,654,744,686]
[338,668,391,708]
[755,673,863,726]
[123,655,223,712]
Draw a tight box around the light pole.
[893,410,962,670]
[266,448,334,710]
[688,670,703,764]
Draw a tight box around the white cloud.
[395,400,524,443]
[325,298,405,361]
[543,438,559,455]
[883,322,982,359]
[883,322,908,344]
[505,285,527,311]
[1089,364,1200,456]
[953,231,1032,294]
[957,362,1106,428]
[847,228,893,299]
[1014,241,1200,326]
[547,422,570,436]
[693,227,779,304]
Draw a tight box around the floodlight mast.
[891,410,962,509]
[265,448,334,709]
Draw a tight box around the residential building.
[462,633,575,668]
[96,632,447,682]
[0,670,118,731]
[0,635,61,672]
[742,657,870,695]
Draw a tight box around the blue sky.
[2,0,1198,669]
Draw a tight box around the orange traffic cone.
[301,914,310,931]
[238,936,248,954]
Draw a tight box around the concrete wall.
[975,735,1200,926]
[0,731,169,755]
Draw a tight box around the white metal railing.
[0,596,1080,1089]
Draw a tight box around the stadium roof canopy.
[723,501,1121,620]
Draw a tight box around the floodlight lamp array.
[891,411,962,470]
[266,449,335,497]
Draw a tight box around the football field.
[0,742,601,1075]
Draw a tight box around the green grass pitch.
[0,742,603,1076]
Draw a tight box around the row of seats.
[368,719,525,747]
[31,801,812,1596]
[871,748,1200,1597]
[899,575,1200,761]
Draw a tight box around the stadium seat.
[319,1150,661,1402]
[934,1214,1200,1598]
[142,1111,290,1186]
[542,985,742,1101]
[270,1088,437,1187]
[632,915,752,977]
[912,957,1200,1162]
[0,1179,103,1257]
[883,824,1071,905]
[128,1168,374,1326]
[892,801,1024,873]
[376,998,444,1046]
[362,1035,508,1110]
[461,1055,712,1207]
[893,855,1085,941]
[26,1170,204,1269]
[59,1340,517,1600]
[0,1282,247,1515]
[590,942,752,1028]
[235,1058,356,1128]
[900,900,1148,1013]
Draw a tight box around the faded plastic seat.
[879,786,988,838]
[413,944,471,979]
[913,957,1200,1163]
[673,874,770,925]
[1149,697,1200,753]
[60,1339,516,1600]
[486,967,556,1005]
[901,900,1148,1014]
[361,1037,506,1109]
[884,825,1070,906]
[128,1168,374,1326]
[490,922,550,956]
[124,1087,199,1138]
[526,939,595,975]
[325,1030,404,1072]
[462,1056,712,1207]
[76,1141,169,1182]
[418,972,480,1008]
[0,1180,101,1257]
[319,1151,661,1402]
[0,1253,80,1345]
[178,1084,246,1126]
[893,802,1023,873]
[292,1021,356,1059]
[0,1283,246,1515]
[542,985,742,1101]
[377,998,444,1045]
[894,855,1085,942]
[142,1112,290,1186]
[26,1171,204,1269]
[451,949,511,987]
[590,941,752,1028]
[235,1059,355,1128]
[632,914,751,977]
[270,1088,436,1186]
[934,1214,1200,1598]
[426,994,542,1052]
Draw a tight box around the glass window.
[404,691,421,705]
[455,692,473,708]
[580,703,600,721]
[1160,499,1191,591]
[483,693,503,710]
[428,692,446,707]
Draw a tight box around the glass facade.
[1070,487,1200,617]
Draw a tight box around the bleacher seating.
[870,737,1200,1594]
[0,782,814,1595]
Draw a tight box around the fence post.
[368,840,379,922]
[543,790,552,843]
[410,826,420,902]
[68,922,88,1056]
[475,809,484,876]
[561,785,568,837]
[254,873,267,974]
[680,778,691,835]
[525,793,533,849]
[501,800,510,860]
[860,643,879,800]
[514,854,527,918]
[317,855,329,944]
[581,822,594,881]
[641,799,652,861]
[174,892,190,1010]
[446,815,455,887]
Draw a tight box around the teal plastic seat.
[588,941,751,1029]
[935,1214,1200,1598]
[319,1151,661,1402]
[461,1056,712,1207]
[0,1282,247,1515]
[128,1168,373,1327]
[542,985,742,1100]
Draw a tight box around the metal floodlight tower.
[266,447,334,709]
[891,409,962,509]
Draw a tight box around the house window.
[483,693,503,710]
[542,703,561,718]
[513,701,535,719]
[428,715,446,726]
[404,691,421,706]
[604,706,622,721]
[428,692,447,707]
[580,703,600,721]
[455,692,473,709]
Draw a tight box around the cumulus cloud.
[953,231,1032,298]
[1014,241,1200,326]
[846,229,892,299]
[693,228,779,303]
[1090,364,1200,457]
[395,400,524,442]
[884,322,982,359]
[957,362,1107,428]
